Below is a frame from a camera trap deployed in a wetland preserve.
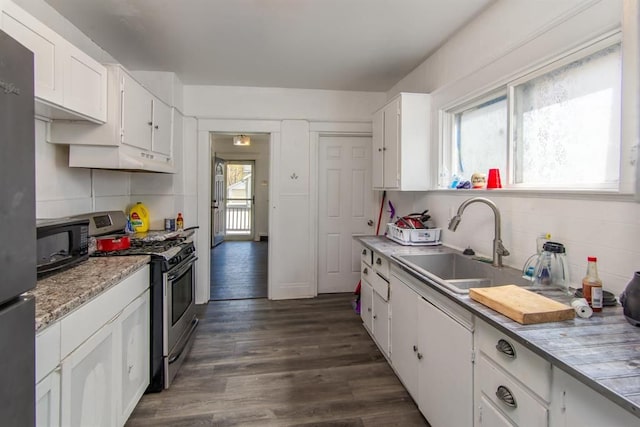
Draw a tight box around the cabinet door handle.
[376,258,382,265]
[147,121,153,126]
[362,249,367,255]
[363,267,368,275]
[417,352,423,360]
[413,345,418,352]
[496,339,516,359]
[367,307,372,312]
[496,385,517,408]
[378,148,383,152]
[373,314,377,319]
[154,125,159,129]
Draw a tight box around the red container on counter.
[96,235,131,252]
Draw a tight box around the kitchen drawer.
[361,261,374,284]
[361,247,373,267]
[477,354,548,427]
[370,271,389,301]
[476,318,551,401]
[373,253,390,279]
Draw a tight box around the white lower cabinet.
[549,368,638,427]
[61,320,117,427]
[36,369,61,427]
[360,278,373,333]
[35,266,150,427]
[390,269,473,427]
[118,292,150,425]
[372,290,389,356]
[418,297,472,427]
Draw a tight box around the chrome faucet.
[448,197,510,268]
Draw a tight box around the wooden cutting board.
[469,285,575,324]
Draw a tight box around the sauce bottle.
[176,212,184,231]
[582,256,603,312]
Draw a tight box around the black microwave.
[36,218,89,277]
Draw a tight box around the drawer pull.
[496,339,516,358]
[376,257,382,265]
[496,385,517,408]
[363,267,368,275]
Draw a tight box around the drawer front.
[373,253,390,279]
[361,261,374,284]
[477,354,548,427]
[477,319,551,401]
[361,247,373,267]
[370,272,389,302]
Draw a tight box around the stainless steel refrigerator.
[0,29,36,427]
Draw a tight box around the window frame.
[440,31,623,192]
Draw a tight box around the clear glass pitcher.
[523,242,571,294]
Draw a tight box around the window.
[451,94,507,182]
[443,36,622,190]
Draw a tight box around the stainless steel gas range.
[72,210,199,391]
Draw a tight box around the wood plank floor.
[126,294,429,426]
[210,241,268,300]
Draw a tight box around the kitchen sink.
[393,252,527,294]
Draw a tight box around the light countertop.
[29,256,150,332]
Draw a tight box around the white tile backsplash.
[417,192,640,296]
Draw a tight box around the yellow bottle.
[129,202,150,232]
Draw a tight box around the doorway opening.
[209,133,270,301]
[225,161,255,240]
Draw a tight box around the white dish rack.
[386,223,442,246]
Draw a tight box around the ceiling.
[44,0,493,92]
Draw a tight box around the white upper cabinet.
[121,71,153,151]
[48,65,175,173]
[0,0,107,123]
[372,92,430,190]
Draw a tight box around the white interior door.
[318,135,374,293]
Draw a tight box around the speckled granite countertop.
[356,235,640,420]
[29,256,150,332]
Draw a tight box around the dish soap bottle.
[582,256,603,312]
[176,212,184,231]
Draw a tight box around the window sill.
[428,187,637,202]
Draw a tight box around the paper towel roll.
[571,298,593,318]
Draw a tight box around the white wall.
[184,85,385,121]
[386,0,639,296]
[35,119,131,218]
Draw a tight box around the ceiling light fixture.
[233,135,251,146]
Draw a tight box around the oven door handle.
[167,256,198,281]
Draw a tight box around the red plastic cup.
[487,168,502,189]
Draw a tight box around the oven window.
[171,265,193,325]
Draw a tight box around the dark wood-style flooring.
[210,241,268,300]
[126,294,428,426]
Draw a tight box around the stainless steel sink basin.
[394,252,527,294]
